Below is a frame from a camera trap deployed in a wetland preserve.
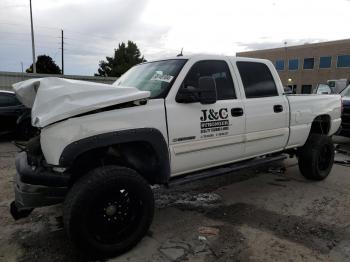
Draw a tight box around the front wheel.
[297,134,334,180]
[63,166,154,258]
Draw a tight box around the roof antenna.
[176,48,183,57]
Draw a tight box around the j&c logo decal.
[200,108,228,121]
[200,108,230,138]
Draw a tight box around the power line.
[64,30,118,41]
[0,30,60,38]
[0,21,60,31]
[0,41,57,48]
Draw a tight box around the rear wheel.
[63,166,154,258]
[298,134,334,180]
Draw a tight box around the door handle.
[231,107,244,117]
[273,104,283,113]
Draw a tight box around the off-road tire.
[298,134,334,180]
[63,165,154,258]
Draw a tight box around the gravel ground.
[0,136,350,262]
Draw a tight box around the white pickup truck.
[11,55,342,258]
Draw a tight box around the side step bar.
[169,154,287,187]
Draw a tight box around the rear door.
[166,59,245,176]
[234,60,289,156]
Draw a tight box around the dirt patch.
[205,203,343,254]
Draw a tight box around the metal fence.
[0,71,118,91]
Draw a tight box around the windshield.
[113,59,187,98]
[341,85,350,97]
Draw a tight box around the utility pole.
[29,0,36,73]
[20,62,24,73]
[61,29,64,75]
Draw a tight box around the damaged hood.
[13,77,150,128]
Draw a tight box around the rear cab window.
[236,61,279,98]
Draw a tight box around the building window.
[337,55,350,68]
[301,85,312,94]
[319,56,332,69]
[275,59,284,71]
[303,58,314,69]
[288,59,299,70]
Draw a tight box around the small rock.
[198,236,207,241]
[193,243,207,254]
[159,247,185,261]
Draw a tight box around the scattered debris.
[198,226,219,237]
[198,236,207,241]
[267,167,286,174]
[155,192,222,209]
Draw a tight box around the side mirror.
[176,76,217,104]
[198,76,217,104]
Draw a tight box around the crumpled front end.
[10,136,70,220]
[12,77,150,128]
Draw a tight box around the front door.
[166,59,245,176]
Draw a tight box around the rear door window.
[236,61,278,98]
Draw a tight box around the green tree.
[26,55,61,74]
[95,41,146,77]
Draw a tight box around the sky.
[0,0,350,76]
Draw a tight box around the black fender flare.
[59,128,170,184]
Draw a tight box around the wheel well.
[69,141,161,185]
[310,114,331,135]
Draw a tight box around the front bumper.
[13,152,70,210]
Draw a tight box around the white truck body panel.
[13,55,342,178]
[286,94,342,148]
[40,99,168,165]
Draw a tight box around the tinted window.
[303,58,314,69]
[0,93,20,107]
[183,60,236,100]
[337,55,350,68]
[319,56,332,68]
[236,61,278,98]
[288,59,299,70]
[275,59,284,70]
